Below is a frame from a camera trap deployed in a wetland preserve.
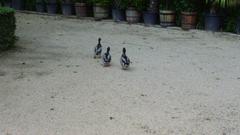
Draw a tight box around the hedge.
[0,7,16,50]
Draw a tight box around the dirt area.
[0,12,240,135]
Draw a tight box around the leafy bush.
[127,0,147,11]
[0,7,16,50]
[112,0,127,9]
[159,0,175,10]
[89,0,111,6]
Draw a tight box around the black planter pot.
[205,13,221,32]
[236,17,240,34]
[143,11,158,25]
[47,3,57,14]
[112,9,125,22]
[36,3,45,12]
[4,2,12,8]
[62,3,73,15]
[12,0,24,10]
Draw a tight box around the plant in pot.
[126,0,145,24]
[205,0,240,32]
[175,0,197,30]
[90,0,111,19]
[61,0,73,15]
[159,0,176,27]
[75,0,87,17]
[204,0,223,31]
[46,0,57,14]
[36,0,45,12]
[143,0,159,25]
[112,0,127,22]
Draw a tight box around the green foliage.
[24,0,36,11]
[0,7,16,50]
[75,0,86,3]
[159,0,175,10]
[112,0,127,9]
[127,0,147,11]
[89,0,111,6]
[174,0,196,12]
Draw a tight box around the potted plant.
[36,0,45,12]
[159,0,176,27]
[46,0,57,14]
[61,0,73,15]
[112,0,126,22]
[175,0,197,30]
[90,0,111,19]
[12,0,24,10]
[126,0,145,24]
[75,0,87,17]
[143,0,158,25]
[204,0,223,31]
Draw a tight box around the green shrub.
[0,7,16,50]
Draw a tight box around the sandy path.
[0,12,240,135]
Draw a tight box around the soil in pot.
[112,9,125,22]
[93,4,109,19]
[36,2,45,12]
[62,3,73,15]
[205,13,221,32]
[237,17,240,34]
[181,12,197,30]
[12,0,24,10]
[126,7,141,24]
[143,11,158,25]
[75,3,87,17]
[159,10,176,27]
[47,3,57,14]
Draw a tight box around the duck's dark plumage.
[102,47,111,66]
[120,48,130,69]
[94,38,102,58]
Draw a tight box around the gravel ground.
[0,12,240,135]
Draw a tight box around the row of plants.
[0,7,16,50]
[1,0,240,34]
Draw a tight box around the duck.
[102,47,111,66]
[120,48,130,70]
[94,38,102,59]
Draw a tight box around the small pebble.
[50,108,54,111]
[22,62,26,65]
[109,117,114,120]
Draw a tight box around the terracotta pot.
[75,3,87,17]
[159,10,176,27]
[181,12,197,30]
[93,4,109,19]
[126,7,141,24]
